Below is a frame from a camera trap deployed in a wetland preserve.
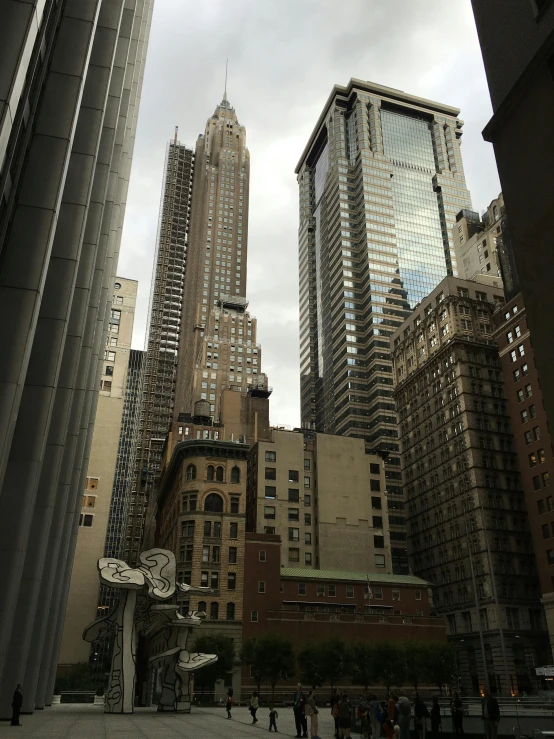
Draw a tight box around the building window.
[265,467,276,480]
[530,405,537,419]
[538,449,546,464]
[264,526,276,535]
[374,535,385,548]
[258,581,266,594]
[371,496,382,510]
[182,521,196,539]
[251,610,258,622]
[298,583,307,595]
[304,494,311,506]
[186,464,196,481]
[374,586,383,599]
[517,389,525,403]
[524,431,532,445]
[328,584,336,597]
[206,465,214,481]
[265,451,276,462]
[259,550,266,562]
[228,547,237,564]
[317,585,325,596]
[204,493,224,512]
[346,585,354,598]
[230,496,239,514]
[370,479,381,492]
[200,572,208,587]
[79,514,93,527]
[265,486,276,499]
[305,513,311,525]
[210,602,219,619]
[230,522,238,539]
[230,466,240,483]
[288,528,299,542]
[289,470,299,483]
[304,459,311,470]
[372,516,383,528]
[543,472,551,487]
[521,409,529,423]
[288,548,299,562]
[305,532,312,545]
[304,476,310,488]
[288,508,299,521]
[215,466,224,482]
[415,590,422,600]
[264,505,275,519]
[226,602,235,620]
[288,489,299,503]
[227,572,236,590]
[375,555,386,568]
[534,426,542,441]
[392,589,400,601]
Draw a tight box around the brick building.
[492,294,554,652]
[242,532,445,693]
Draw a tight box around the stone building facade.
[493,294,554,653]
[391,276,549,695]
[246,428,393,573]
[453,195,504,286]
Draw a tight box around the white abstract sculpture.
[83,549,216,714]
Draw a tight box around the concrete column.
[33,1,148,708]
[0,0,122,718]
[0,0,50,176]
[20,0,128,712]
[0,0,101,692]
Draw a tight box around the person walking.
[225,687,233,719]
[305,689,320,739]
[414,692,430,739]
[249,691,259,724]
[338,692,352,739]
[430,696,441,739]
[450,692,464,736]
[293,683,308,738]
[331,687,340,738]
[482,688,500,739]
[11,684,22,726]
[396,694,411,739]
[269,705,279,732]
[369,693,382,739]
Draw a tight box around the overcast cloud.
[118,0,500,428]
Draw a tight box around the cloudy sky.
[118,0,500,428]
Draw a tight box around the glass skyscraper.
[296,79,472,573]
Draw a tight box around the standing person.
[481,688,500,739]
[331,687,340,738]
[225,687,233,719]
[269,705,279,732]
[430,696,441,739]
[414,692,430,739]
[11,684,22,727]
[338,692,352,739]
[360,703,371,739]
[369,693,382,739]
[250,691,259,724]
[387,692,398,723]
[396,694,411,739]
[294,683,308,738]
[450,691,464,736]
[305,689,320,739]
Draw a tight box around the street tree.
[192,634,235,695]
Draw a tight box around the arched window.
[493,205,499,221]
[226,602,235,621]
[204,493,223,512]
[230,466,240,483]
[210,602,219,620]
[186,464,196,481]
[206,465,214,481]
[215,466,224,482]
[198,601,206,614]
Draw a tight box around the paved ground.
[0,704,335,739]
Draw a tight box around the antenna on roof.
[174,125,178,144]
[223,59,228,103]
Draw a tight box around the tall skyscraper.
[58,277,138,669]
[0,0,153,715]
[296,79,471,573]
[124,92,268,565]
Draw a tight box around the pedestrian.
[414,692,430,739]
[369,693,382,739]
[338,692,352,739]
[383,718,400,739]
[305,689,320,739]
[293,683,308,738]
[430,696,441,739]
[331,687,340,738]
[269,705,279,732]
[387,691,398,723]
[360,703,371,739]
[450,691,464,736]
[11,684,23,726]
[225,687,233,719]
[481,687,500,739]
[396,693,411,739]
[249,690,259,724]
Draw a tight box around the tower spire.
[223,59,228,103]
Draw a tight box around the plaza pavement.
[0,704,337,739]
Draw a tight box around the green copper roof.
[280,567,430,587]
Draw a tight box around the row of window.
[194,601,235,621]
[185,463,240,483]
[181,493,239,514]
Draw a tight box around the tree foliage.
[241,633,295,699]
[371,641,407,692]
[192,634,235,692]
[404,640,427,691]
[298,642,326,689]
[422,642,456,693]
[350,642,377,690]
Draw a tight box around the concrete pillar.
[0,0,101,693]
[20,0,128,712]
